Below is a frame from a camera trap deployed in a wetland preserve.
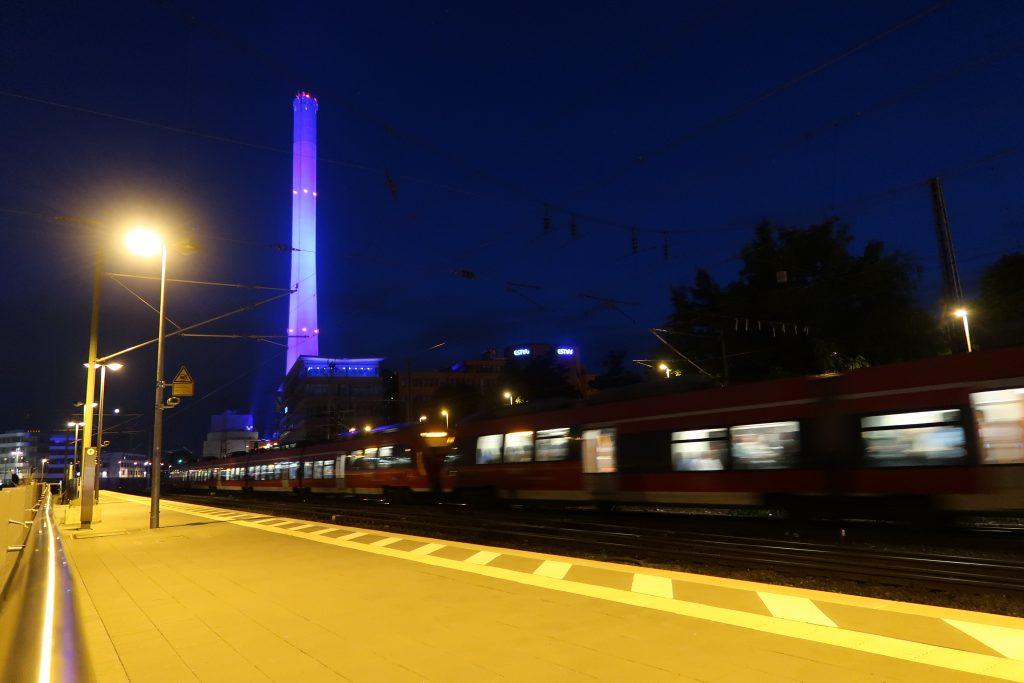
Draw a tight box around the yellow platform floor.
[58,491,1024,682]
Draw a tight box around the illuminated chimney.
[287,91,319,372]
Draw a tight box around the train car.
[169,422,451,500]
[441,346,1024,513]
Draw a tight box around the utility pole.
[150,242,168,529]
[929,177,966,350]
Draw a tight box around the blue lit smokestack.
[287,91,319,372]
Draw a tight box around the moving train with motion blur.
[169,346,1024,515]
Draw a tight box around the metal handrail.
[0,487,92,682]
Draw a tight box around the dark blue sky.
[3,1,1024,451]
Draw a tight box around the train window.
[535,428,570,462]
[671,429,727,471]
[582,428,617,473]
[395,448,414,467]
[323,459,335,478]
[503,431,534,463]
[476,435,503,464]
[288,462,299,479]
[971,389,1024,464]
[303,462,313,479]
[378,446,395,469]
[730,422,799,469]
[313,460,324,479]
[861,409,965,466]
[363,447,380,469]
[335,455,346,478]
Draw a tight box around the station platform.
[59,491,1024,682]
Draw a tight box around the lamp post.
[953,308,973,353]
[77,243,103,528]
[503,391,513,406]
[66,421,84,497]
[440,409,449,430]
[125,228,168,529]
[658,363,671,379]
[85,361,123,501]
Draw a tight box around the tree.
[591,350,643,391]
[976,252,1024,349]
[665,219,943,382]
[430,383,484,420]
[498,352,579,402]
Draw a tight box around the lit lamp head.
[658,363,668,371]
[106,362,124,372]
[125,227,164,257]
[66,421,76,428]
[954,308,968,319]
[502,391,512,399]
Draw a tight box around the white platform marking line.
[410,542,445,556]
[466,550,501,565]
[534,560,572,580]
[371,537,402,547]
[632,573,674,599]
[758,592,837,628]
[337,532,367,541]
[946,619,1024,660]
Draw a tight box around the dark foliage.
[665,219,944,381]
[976,252,1024,349]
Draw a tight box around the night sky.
[3,1,1023,452]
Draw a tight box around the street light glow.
[125,227,164,257]
[954,308,968,318]
[107,362,124,371]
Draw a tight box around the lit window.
[861,409,965,466]
[503,431,534,463]
[535,428,570,462]
[971,389,1024,464]
[671,429,727,471]
[582,428,616,473]
[476,435,503,464]
[730,422,799,469]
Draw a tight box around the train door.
[582,428,618,496]
[335,452,346,490]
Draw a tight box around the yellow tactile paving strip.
[108,492,1024,682]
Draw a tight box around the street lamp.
[84,361,123,501]
[125,227,168,529]
[502,391,513,406]
[440,409,449,429]
[658,363,671,379]
[66,421,84,492]
[953,308,973,353]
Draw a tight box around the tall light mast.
[287,91,320,373]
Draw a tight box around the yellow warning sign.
[171,365,194,397]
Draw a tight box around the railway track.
[164,491,1024,597]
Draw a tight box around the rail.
[0,484,91,682]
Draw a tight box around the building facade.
[202,411,259,458]
[280,357,389,442]
[0,430,42,483]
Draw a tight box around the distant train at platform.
[170,346,1024,513]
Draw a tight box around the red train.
[172,424,451,502]
[171,346,1024,513]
